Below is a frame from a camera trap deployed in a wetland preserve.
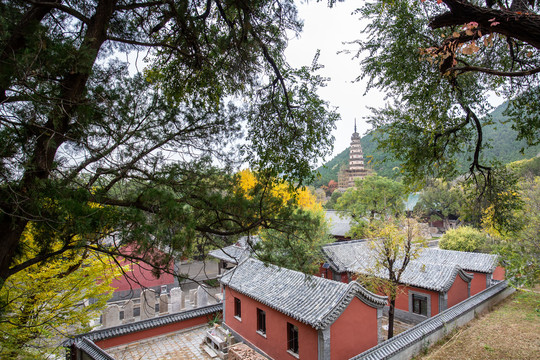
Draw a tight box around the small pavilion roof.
[325,210,352,237]
[220,258,387,330]
[208,245,251,264]
[208,236,259,264]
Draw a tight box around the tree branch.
[24,0,91,24]
[450,64,540,77]
[6,244,77,278]
[249,29,295,112]
[106,35,190,56]
[114,1,167,11]
[431,0,540,49]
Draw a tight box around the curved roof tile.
[219,258,387,330]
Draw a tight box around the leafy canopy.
[354,0,539,194]
[0,0,338,284]
[487,176,540,287]
[0,223,123,359]
[236,169,331,274]
[439,225,489,252]
[413,178,463,230]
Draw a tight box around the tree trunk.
[0,0,117,286]
[443,217,450,232]
[431,0,540,50]
[0,215,28,285]
[388,298,396,339]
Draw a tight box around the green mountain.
[314,103,540,187]
[314,147,349,187]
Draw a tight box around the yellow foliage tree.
[236,169,321,211]
[235,169,330,274]
[0,223,124,359]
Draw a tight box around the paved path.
[106,325,212,360]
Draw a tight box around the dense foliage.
[336,175,405,218]
[0,0,339,286]
[413,179,463,230]
[354,0,539,197]
[236,170,331,274]
[0,223,123,358]
[334,175,406,238]
[489,176,540,287]
[439,225,489,252]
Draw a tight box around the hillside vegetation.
[314,102,540,187]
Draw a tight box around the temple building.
[220,257,387,360]
[338,120,371,190]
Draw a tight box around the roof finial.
[354,118,357,133]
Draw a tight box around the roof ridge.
[323,239,367,248]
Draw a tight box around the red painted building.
[109,244,176,298]
[319,241,502,322]
[414,248,505,296]
[388,262,473,322]
[220,258,387,360]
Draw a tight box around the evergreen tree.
[0,1,338,286]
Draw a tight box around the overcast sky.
[285,1,382,161]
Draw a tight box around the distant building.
[208,236,259,274]
[324,210,354,241]
[338,120,371,190]
[109,244,177,301]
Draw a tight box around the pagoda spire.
[354,118,357,133]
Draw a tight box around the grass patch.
[416,289,540,360]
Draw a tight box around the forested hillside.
[314,102,540,187]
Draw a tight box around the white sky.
[285,1,383,161]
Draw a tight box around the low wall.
[351,281,514,360]
[66,303,223,359]
[383,307,426,325]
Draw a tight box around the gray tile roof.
[323,241,481,292]
[325,210,352,237]
[70,338,115,360]
[322,241,498,274]
[208,244,252,264]
[362,261,473,293]
[219,258,387,330]
[350,281,510,360]
[208,236,259,264]
[65,303,222,345]
[416,248,498,273]
[322,239,370,273]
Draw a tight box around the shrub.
[439,226,489,252]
